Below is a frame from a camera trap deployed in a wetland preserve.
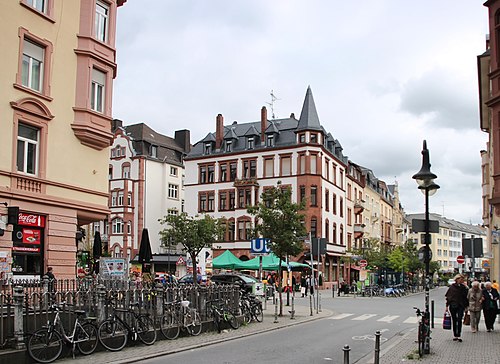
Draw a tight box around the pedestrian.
[308,275,314,296]
[45,266,56,302]
[482,281,499,332]
[492,280,499,291]
[300,275,307,297]
[445,274,468,342]
[467,281,484,333]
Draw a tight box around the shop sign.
[18,213,45,228]
[22,229,41,245]
[100,258,127,278]
[13,246,40,253]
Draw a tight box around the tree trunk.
[191,252,198,285]
[278,260,283,316]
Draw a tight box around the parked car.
[447,278,455,286]
[210,273,259,293]
[178,273,206,284]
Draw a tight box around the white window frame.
[17,123,39,175]
[91,68,105,113]
[170,166,178,176]
[118,191,124,205]
[247,137,254,150]
[22,39,44,92]
[122,166,130,179]
[225,140,232,152]
[27,0,47,14]
[95,1,109,43]
[168,184,178,199]
[112,218,123,234]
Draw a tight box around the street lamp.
[412,140,439,353]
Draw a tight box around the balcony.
[233,178,259,187]
[354,199,365,215]
[354,223,365,239]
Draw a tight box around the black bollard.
[374,331,381,364]
[343,344,350,364]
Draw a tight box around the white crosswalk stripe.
[352,314,377,320]
[403,316,419,324]
[329,313,419,324]
[329,313,355,320]
[377,315,399,323]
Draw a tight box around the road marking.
[403,316,419,324]
[352,314,377,320]
[377,315,399,323]
[329,313,355,320]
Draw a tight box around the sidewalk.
[58,299,330,364]
[377,321,500,363]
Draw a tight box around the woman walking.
[467,281,483,333]
[445,274,468,342]
[482,281,499,332]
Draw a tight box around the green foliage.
[158,212,225,284]
[247,183,307,261]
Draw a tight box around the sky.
[113,1,489,225]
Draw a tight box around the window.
[238,188,252,208]
[199,165,207,183]
[204,143,212,155]
[27,0,47,13]
[150,145,158,158]
[22,40,44,92]
[199,192,214,212]
[324,160,329,180]
[108,166,113,179]
[111,191,117,206]
[237,219,252,240]
[310,133,317,143]
[264,158,274,178]
[219,191,227,211]
[247,137,254,150]
[225,140,232,152]
[243,160,256,178]
[347,208,352,225]
[118,191,124,205]
[168,184,178,199]
[208,165,215,182]
[91,68,105,113]
[281,156,291,176]
[300,185,306,204]
[325,220,330,241]
[325,190,329,211]
[228,220,235,241]
[333,223,337,244]
[112,218,123,234]
[168,209,178,216]
[127,221,131,234]
[340,197,344,217]
[17,123,39,175]
[299,154,306,174]
[229,190,235,210]
[310,186,317,206]
[310,218,317,238]
[340,225,344,245]
[127,193,132,206]
[299,133,306,143]
[266,135,274,147]
[122,165,130,179]
[229,162,237,181]
[95,1,109,43]
[310,154,317,174]
[220,163,227,182]
[169,166,178,177]
[199,193,207,212]
[333,194,337,215]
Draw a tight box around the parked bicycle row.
[25,284,264,363]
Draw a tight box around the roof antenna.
[266,90,280,120]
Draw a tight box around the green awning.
[212,250,242,269]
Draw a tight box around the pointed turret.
[297,86,322,131]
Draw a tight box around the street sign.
[251,238,271,255]
[456,255,465,264]
[412,219,439,233]
[482,260,490,269]
[359,259,368,267]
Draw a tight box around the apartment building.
[0,0,126,279]
[407,213,487,274]
[90,120,190,274]
[479,0,500,284]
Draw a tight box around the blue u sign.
[251,238,271,254]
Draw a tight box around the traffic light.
[7,206,19,225]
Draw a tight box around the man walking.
[445,274,468,342]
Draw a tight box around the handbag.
[463,312,470,326]
[443,311,451,330]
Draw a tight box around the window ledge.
[13,83,53,102]
[20,2,56,23]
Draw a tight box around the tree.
[159,213,225,285]
[247,182,307,315]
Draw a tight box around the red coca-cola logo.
[18,213,45,227]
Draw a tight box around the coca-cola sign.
[18,213,45,227]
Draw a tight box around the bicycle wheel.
[253,303,263,323]
[186,310,202,336]
[27,328,63,364]
[136,316,157,345]
[160,312,180,340]
[417,322,424,357]
[241,303,251,324]
[76,322,98,355]
[98,318,128,352]
[213,310,221,333]
[226,311,240,329]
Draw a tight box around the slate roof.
[406,213,486,236]
[186,87,348,164]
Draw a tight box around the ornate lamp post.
[412,140,439,354]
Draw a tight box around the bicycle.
[413,307,430,357]
[240,290,263,323]
[98,300,157,351]
[159,299,202,339]
[27,303,98,363]
[207,299,239,333]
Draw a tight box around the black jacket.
[482,288,499,311]
[445,283,468,309]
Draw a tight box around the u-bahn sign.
[251,238,271,255]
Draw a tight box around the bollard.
[96,284,107,323]
[343,344,351,364]
[273,296,279,323]
[332,283,335,298]
[374,331,381,364]
[155,283,164,319]
[13,286,25,350]
[319,290,322,312]
[290,294,295,319]
[42,275,49,310]
[431,300,434,329]
[309,294,313,316]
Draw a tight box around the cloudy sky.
[113,1,489,225]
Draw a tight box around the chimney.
[111,119,123,132]
[216,114,224,150]
[174,129,191,153]
[261,106,267,142]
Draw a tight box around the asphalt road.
[141,287,448,364]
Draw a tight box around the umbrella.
[138,228,153,271]
[92,231,102,274]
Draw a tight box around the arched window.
[333,223,337,244]
[340,224,344,246]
